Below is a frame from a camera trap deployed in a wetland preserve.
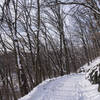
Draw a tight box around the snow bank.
[19,79,51,100]
[82,57,100,72]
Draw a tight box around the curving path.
[19,73,100,100]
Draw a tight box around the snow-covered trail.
[19,73,100,100]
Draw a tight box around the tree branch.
[46,1,100,15]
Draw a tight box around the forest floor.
[19,73,100,100]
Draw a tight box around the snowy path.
[19,73,100,100]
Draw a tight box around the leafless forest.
[0,0,100,100]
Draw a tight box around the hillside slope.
[82,57,100,71]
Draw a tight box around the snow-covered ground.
[19,73,100,100]
[83,57,100,71]
[19,57,100,100]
